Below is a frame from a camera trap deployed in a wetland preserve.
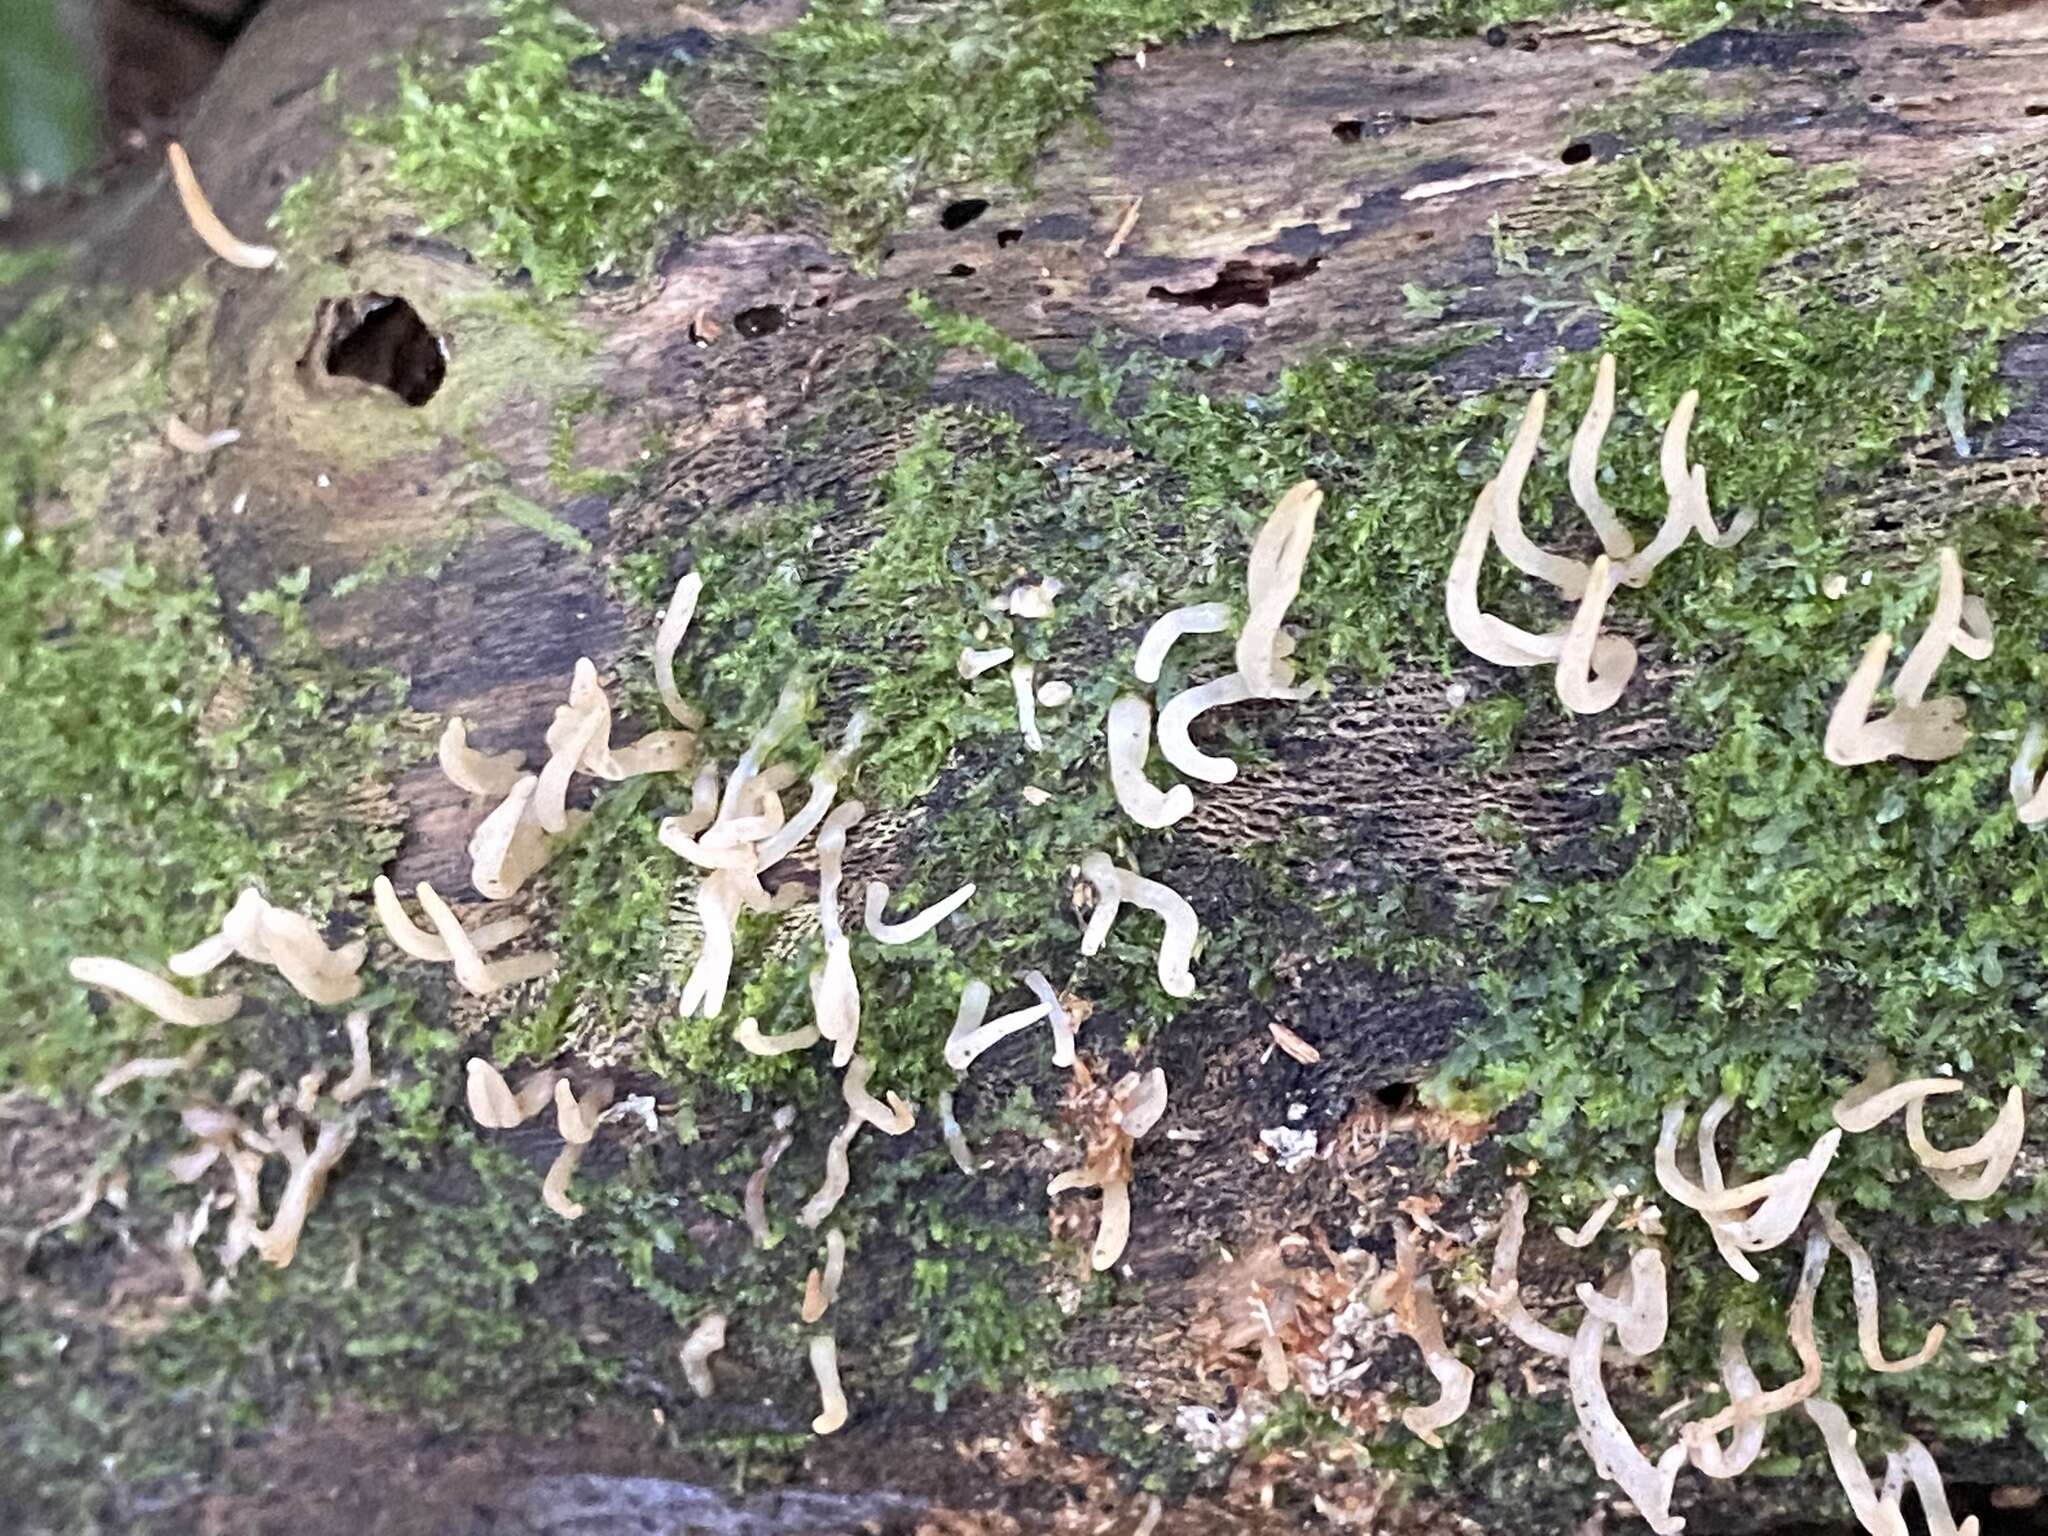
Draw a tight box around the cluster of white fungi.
[1436,358,2030,1532]
[70,161,2032,1494]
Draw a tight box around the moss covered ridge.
[346,0,1829,297]
[5,39,2048,1534]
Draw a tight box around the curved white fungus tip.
[679,870,747,1021]
[438,719,527,798]
[92,1046,204,1099]
[1488,389,1594,600]
[1011,660,1044,751]
[1567,1282,1687,1535]
[1833,1073,1963,1134]
[1078,852,1124,957]
[1711,1128,1840,1258]
[416,881,557,996]
[863,878,975,945]
[469,774,567,901]
[1036,679,1074,708]
[1477,1185,1577,1360]
[1555,557,1638,716]
[1006,578,1062,618]
[1816,1201,1944,1373]
[1681,1229,1829,1455]
[1883,1438,1980,1536]
[1238,479,1322,696]
[809,1333,848,1434]
[1092,1177,1133,1271]
[69,956,241,1027]
[372,875,445,961]
[542,1140,587,1220]
[655,571,705,728]
[331,1010,376,1104]
[809,940,862,1067]
[1395,1277,1474,1448]
[1115,1068,1169,1140]
[842,1055,915,1135]
[1156,671,1257,785]
[1020,968,1075,1066]
[1685,1326,1767,1480]
[250,1116,358,1267]
[938,1089,976,1175]
[1445,482,1569,669]
[800,1114,863,1228]
[465,1059,559,1129]
[801,1228,848,1323]
[167,888,265,977]
[2011,722,2048,826]
[554,1078,615,1146]
[958,645,1014,680]
[734,1015,822,1056]
[1076,852,1197,997]
[165,417,241,454]
[1906,1085,2025,1200]
[1135,602,1232,684]
[1573,1247,1668,1357]
[1568,354,1634,561]
[535,692,603,834]
[679,1311,726,1398]
[1659,391,1755,553]
[245,900,365,1006]
[1827,551,1987,768]
[1895,547,1988,707]
[166,141,277,269]
[1554,1193,1620,1249]
[1804,1398,1911,1536]
[1107,694,1194,829]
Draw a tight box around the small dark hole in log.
[733,305,786,338]
[2027,103,2048,117]
[1484,23,1507,45]
[940,198,989,230]
[995,228,1024,247]
[1560,140,1593,165]
[1375,1082,1416,1111]
[946,263,976,278]
[312,294,445,406]
[1331,119,1364,142]
[1149,255,1321,311]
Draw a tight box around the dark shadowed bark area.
[5,2,2048,1534]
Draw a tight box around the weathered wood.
[12,2,2048,1532]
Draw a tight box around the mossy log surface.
[6,2,2048,1534]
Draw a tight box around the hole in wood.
[1331,119,1364,142]
[1148,256,1321,311]
[732,305,786,339]
[940,198,989,230]
[300,294,445,406]
[995,228,1024,247]
[2027,103,2048,117]
[1560,140,1594,165]
[946,263,976,278]
[1374,1082,1416,1111]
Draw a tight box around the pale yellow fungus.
[166,142,277,268]
[1237,480,1321,696]
[655,572,704,727]
[1078,852,1197,997]
[734,1015,822,1056]
[1135,602,1232,684]
[679,1311,726,1398]
[437,718,525,797]
[70,956,241,1027]
[809,1333,848,1433]
[1107,694,1194,828]
[164,417,240,454]
[863,877,976,944]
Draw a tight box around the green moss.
[355,0,710,299]
[0,287,416,1099]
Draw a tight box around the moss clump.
[0,286,414,1099]
[355,0,1242,286]
[357,0,710,299]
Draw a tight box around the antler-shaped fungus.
[1825,547,1990,767]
